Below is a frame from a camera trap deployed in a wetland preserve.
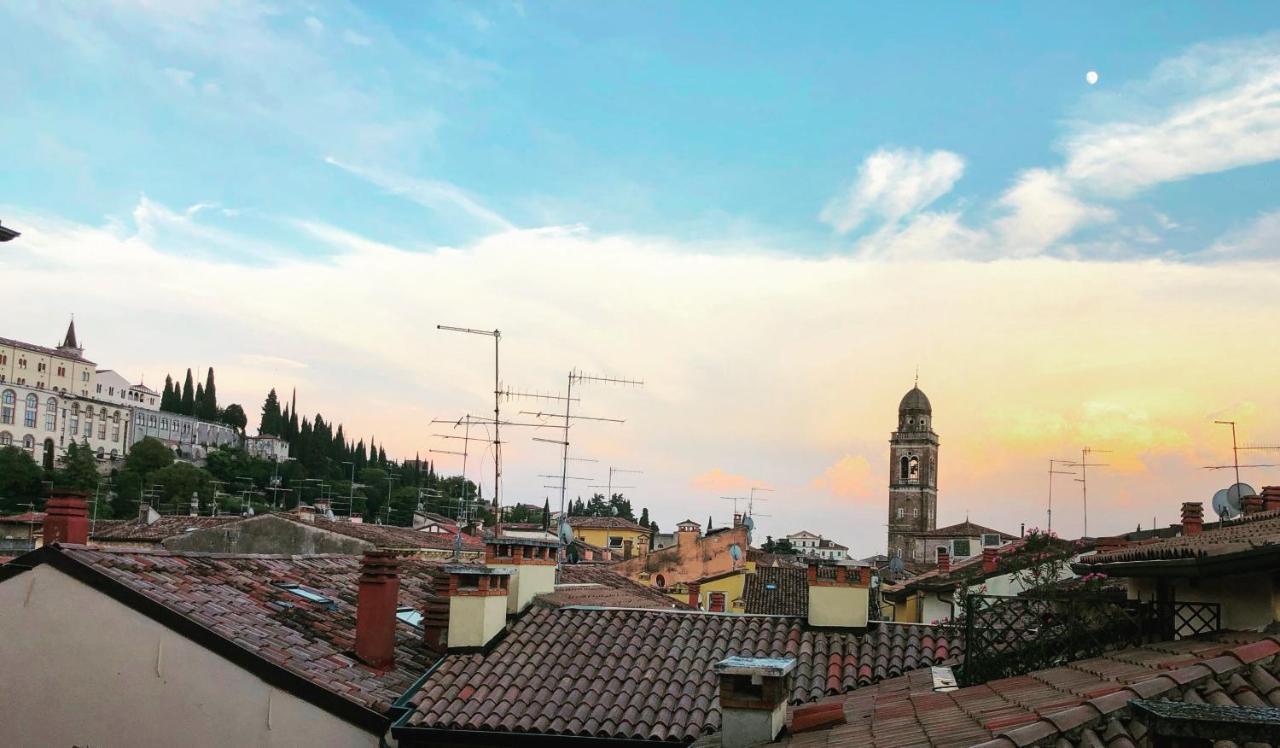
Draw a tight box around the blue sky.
[5,2,1280,256]
[4,3,1280,548]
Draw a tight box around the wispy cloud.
[820,148,965,235]
[325,156,516,233]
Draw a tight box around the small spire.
[61,316,80,350]
[914,365,919,387]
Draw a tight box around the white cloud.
[1062,34,1280,197]
[994,169,1114,255]
[342,29,372,47]
[162,67,196,89]
[325,156,516,233]
[820,148,965,235]
[304,16,324,35]
[1203,210,1280,261]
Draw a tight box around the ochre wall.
[0,565,378,747]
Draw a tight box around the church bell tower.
[886,383,939,563]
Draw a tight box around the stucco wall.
[503,564,557,614]
[1128,572,1280,632]
[572,527,649,558]
[611,525,749,587]
[163,515,373,555]
[0,564,378,747]
[448,594,508,648]
[809,586,869,628]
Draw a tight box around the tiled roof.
[33,546,446,719]
[771,631,1280,747]
[280,514,486,552]
[91,515,244,542]
[397,612,954,743]
[817,538,848,551]
[908,520,1017,540]
[0,511,46,523]
[1080,508,1280,566]
[742,567,808,616]
[536,564,693,610]
[0,335,92,363]
[748,549,806,568]
[567,515,652,532]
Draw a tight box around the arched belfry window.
[899,455,910,482]
[908,456,920,484]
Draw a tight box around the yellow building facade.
[567,517,652,561]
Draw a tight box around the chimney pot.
[354,551,400,669]
[1181,501,1205,535]
[714,656,797,748]
[1262,486,1280,512]
[687,581,701,609]
[936,548,951,574]
[1241,495,1264,516]
[981,547,999,574]
[43,491,90,546]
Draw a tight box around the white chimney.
[442,565,511,651]
[138,503,160,525]
[714,656,796,747]
[485,537,558,615]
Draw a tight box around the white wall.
[0,565,379,748]
[1128,573,1280,633]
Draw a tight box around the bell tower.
[886,383,939,563]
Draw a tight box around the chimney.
[677,519,701,546]
[298,505,316,523]
[441,565,511,651]
[981,547,999,574]
[354,551,400,669]
[714,656,797,748]
[806,561,870,629]
[138,502,160,525]
[936,547,950,574]
[1242,495,1264,516]
[687,581,702,609]
[43,491,90,546]
[1262,486,1280,512]
[1181,502,1204,535]
[189,491,200,517]
[485,537,557,614]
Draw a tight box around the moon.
[1086,70,1099,85]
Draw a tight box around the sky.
[3,2,1280,553]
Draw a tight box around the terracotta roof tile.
[566,515,653,532]
[537,564,693,609]
[90,515,243,542]
[55,545,445,714]
[770,631,1280,748]
[743,566,809,616]
[1082,509,1280,565]
[399,612,954,743]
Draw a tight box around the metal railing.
[960,594,1220,686]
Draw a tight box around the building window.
[84,418,92,437]
[109,448,118,459]
[708,592,726,612]
[896,506,904,519]
[22,435,35,454]
[899,455,909,481]
[608,536,623,548]
[952,539,972,558]
[23,393,37,428]
[908,456,920,484]
[981,533,1000,547]
[0,353,5,364]
[111,425,120,442]
[45,398,56,431]
[98,423,106,440]
[0,389,14,424]
[18,358,27,369]
[37,362,46,373]
[82,371,89,382]
[96,384,102,393]
[0,431,10,446]
[70,415,79,434]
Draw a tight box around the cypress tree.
[161,375,177,412]
[195,383,204,418]
[378,445,387,466]
[259,389,281,435]
[200,367,218,419]
[181,369,196,416]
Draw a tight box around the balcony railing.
[960,593,1220,686]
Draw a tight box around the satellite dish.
[558,517,575,545]
[729,544,742,561]
[1211,488,1235,519]
[888,556,905,574]
[1227,483,1257,501]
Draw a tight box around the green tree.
[195,383,205,418]
[543,498,551,530]
[259,388,282,435]
[639,506,649,528]
[161,375,178,412]
[181,368,196,416]
[150,463,213,510]
[221,403,247,432]
[125,437,175,476]
[199,367,218,420]
[0,446,43,513]
[113,469,143,519]
[56,442,100,491]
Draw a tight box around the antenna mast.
[1070,447,1111,537]
[1046,458,1076,533]
[438,325,503,515]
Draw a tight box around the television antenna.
[1046,458,1076,533]
[1069,447,1111,537]
[437,325,503,513]
[1203,421,1279,482]
[589,466,642,501]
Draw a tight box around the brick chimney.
[1242,495,1264,516]
[677,519,701,546]
[806,561,870,629]
[981,547,999,574]
[441,565,511,651]
[485,537,557,614]
[1262,486,1280,512]
[687,581,702,609]
[714,656,796,747]
[936,547,950,574]
[354,551,400,669]
[43,491,90,545]
[1181,502,1204,535]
